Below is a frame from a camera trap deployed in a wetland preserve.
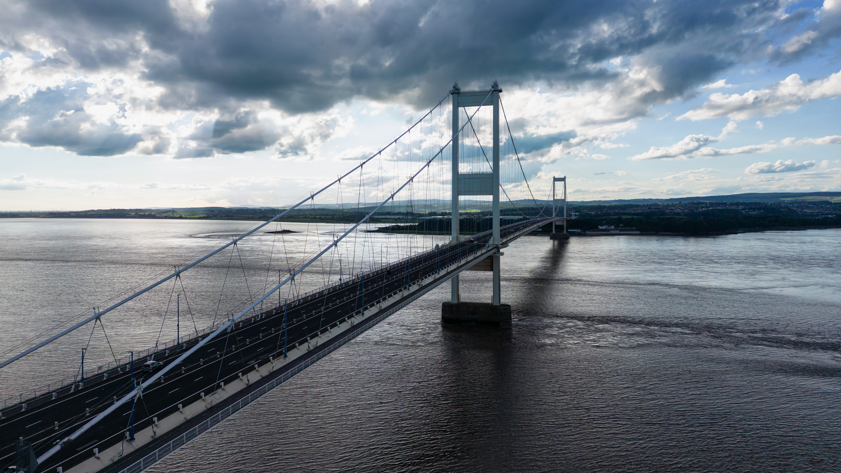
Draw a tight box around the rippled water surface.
[1,220,840,472]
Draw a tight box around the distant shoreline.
[3,195,838,237]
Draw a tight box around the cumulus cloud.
[702,79,736,89]
[140,182,212,190]
[745,159,817,174]
[632,116,841,161]
[598,142,629,149]
[653,168,720,181]
[630,134,717,160]
[0,0,810,160]
[770,0,841,62]
[575,149,610,160]
[0,174,27,191]
[0,174,126,191]
[680,69,841,121]
[718,121,739,139]
[652,168,719,181]
[796,135,841,145]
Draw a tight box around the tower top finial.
[450,82,460,94]
[492,79,501,91]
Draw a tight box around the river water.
[1,219,840,472]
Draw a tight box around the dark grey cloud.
[0,0,822,157]
[770,2,841,63]
[4,0,790,110]
[511,131,577,155]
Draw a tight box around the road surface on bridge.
[0,218,553,472]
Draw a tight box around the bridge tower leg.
[450,83,460,305]
[492,85,501,306]
[442,81,511,328]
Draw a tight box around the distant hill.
[3,192,840,216]
[570,192,841,205]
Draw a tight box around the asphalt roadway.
[0,219,543,472]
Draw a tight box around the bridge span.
[1,82,569,472]
[1,217,559,472]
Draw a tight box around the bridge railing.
[1,217,551,413]
[0,320,227,412]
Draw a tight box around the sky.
[0,0,840,210]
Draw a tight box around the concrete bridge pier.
[442,301,512,328]
[442,81,512,328]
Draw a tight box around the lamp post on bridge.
[80,348,86,387]
[283,298,288,358]
[176,294,180,350]
[126,351,135,442]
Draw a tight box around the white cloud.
[0,174,127,191]
[796,135,841,145]
[702,79,735,89]
[772,0,841,61]
[140,182,212,191]
[632,132,841,161]
[576,150,611,160]
[718,121,739,139]
[755,121,764,130]
[679,69,841,121]
[691,143,778,158]
[630,134,717,160]
[745,159,816,174]
[0,174,28,191]
[781,30,819,54]
[653,168,720,181]
[598,142,629,149]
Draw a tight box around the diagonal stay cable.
[1,91,452,372]
[211,244,237,328]
[75,318,98,382]
[235,242,256,312]
[178,276,199,335]
[36,87,495,467]
[499,98,548,218]
[155,278,179,349]
[98,318,119,364]
[462,108,531,219]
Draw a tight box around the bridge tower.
[550,176,569,240]
[442,81,512,328]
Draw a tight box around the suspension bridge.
[0,82,569,473]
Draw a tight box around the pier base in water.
[549,232,569,240]
[441,302,512,328]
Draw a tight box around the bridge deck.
[0,218,556,472]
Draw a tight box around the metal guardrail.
[0,218,550,414]
[0,323,220,412]
[112,258,449,473]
